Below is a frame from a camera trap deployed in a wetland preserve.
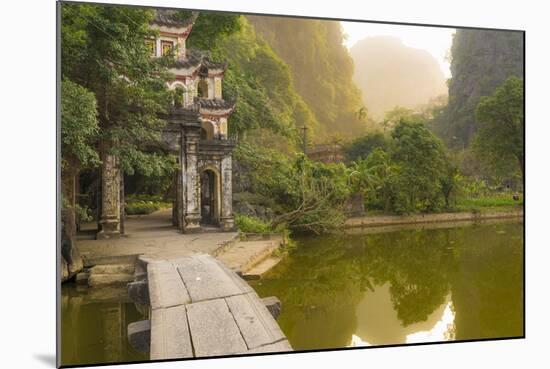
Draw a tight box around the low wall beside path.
[344,209,523,229]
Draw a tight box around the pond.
[60,285,148,366]
[60,220,523,365]
[250,220,524,350]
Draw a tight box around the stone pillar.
[119,171,125,235]
[97,152,121,239]
[220,155,235,231]
[175,149,186,230]
[183,131,201,232]
[171,169,180,227]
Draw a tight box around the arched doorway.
[200,169,219,226]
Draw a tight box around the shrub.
[235,214,272,233]
[125,195,171,215]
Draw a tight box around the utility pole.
[301,125,308,154]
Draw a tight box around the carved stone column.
[183,130,201,232]
[97,151,121,239]
[220,155,235,231]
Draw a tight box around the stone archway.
[199,167,220,226]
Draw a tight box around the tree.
[235,143,350,234]
[390,118,447,213]
[270,156,351,234]
[439,155,460,209]
[61,3,174,179]
[61,79,100,237]
[184,12,242,51]
[441,29,523,146]
[344,132,389,162]
[60,79,100,279]
[382,106,416,132]
[350,148,400,212]
[473,76,524,183]
[355,106,368,122]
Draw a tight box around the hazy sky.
[341,22,456,78]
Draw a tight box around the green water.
[60,221,523,365]
[61,285,148,366]
[250,221,524,350]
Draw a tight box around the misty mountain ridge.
[350,36,447,121]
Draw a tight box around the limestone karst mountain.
[350,36,447,121]
[440,29,523,147]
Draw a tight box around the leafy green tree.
[270,156,351,234]
[390,119,447,213]
[439,156,461,209]
[212,18,319,144]
[61,79,100,236]
[183,11,241,50]
[350,148,400,212]
[382,106,416,132]
[363,148,402,212]
[473,76,524,183]
[61,79,100,173]
[344,132,389,162]
[61,3,174,179]
[234,142,351,234]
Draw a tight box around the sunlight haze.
[341,21,455,78]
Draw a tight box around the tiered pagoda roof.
[153,9,198,28]
[152,10,235,118]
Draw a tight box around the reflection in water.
[61,285,148,366]
[352,284,455,346]
[406,301,455,343]
[251,221,523,350]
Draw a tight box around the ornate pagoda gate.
[96,10,236,239]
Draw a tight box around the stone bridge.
[127,254,291,359]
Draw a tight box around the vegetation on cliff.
[248,16,367,139]
[436,29,523,147]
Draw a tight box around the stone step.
[89,264,135,275]
[88,273,135,287]
[217,238,281,274]
[243,256,283,280]
[83,254,140,268]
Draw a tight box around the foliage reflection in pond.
[250,221,523,350]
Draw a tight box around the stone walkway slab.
[150,305,193,360]
[225,292,286,349]
[186,299,247,357]
[148,262,190,309]
[175,254,252,302]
